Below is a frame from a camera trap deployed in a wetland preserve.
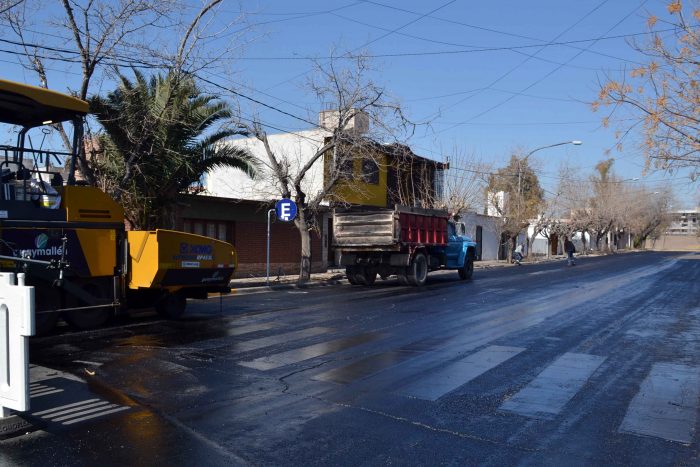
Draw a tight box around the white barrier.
[0,273,35,418]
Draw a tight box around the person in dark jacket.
[564,237,576,266]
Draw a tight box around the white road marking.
[619,363,700,444]
[52,403,124,422]
[72,360,104,367]
[500,352,605,419]
[399,345,525,401]
[33,398,101,416]
[43,401,112,420]
[30,384,64,397]
[62,406,130,425]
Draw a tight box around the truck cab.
[446,220,478,272]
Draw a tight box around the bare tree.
[437,146,490,215]
[625,187,673,247]
[2,0,249,184]
[4,0,175,182]
[592,0,700,180]
[242,54,415,283]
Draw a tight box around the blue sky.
[3,0,698,206]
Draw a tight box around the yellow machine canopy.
[0,78,88,128]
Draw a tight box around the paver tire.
[155,290,187,319]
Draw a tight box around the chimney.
[318,108,369,135]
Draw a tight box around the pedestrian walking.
[513,243,524,265]
[564,237,576,266]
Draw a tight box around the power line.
[330,12,634,73]
[426,0,612,124]
[264,0,457,91]
[344,1,646,67]
[193,73,319,128]
[435,0,646,133]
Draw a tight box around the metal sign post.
[266,208,274,286]
[267,199,298,287]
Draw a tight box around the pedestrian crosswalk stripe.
[238,332,381,371]
[314,348,424,384]
[235,326,333,353]
[227,322,277,336]
[618,362,700,444]
[500,352,605,419]
[399,345,526,401]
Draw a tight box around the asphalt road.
[1,251,699,466]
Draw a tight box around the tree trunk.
[295,211,312,284]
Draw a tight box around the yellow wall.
[326,151,389,207]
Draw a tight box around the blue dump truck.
[333,206,478,286]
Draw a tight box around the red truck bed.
[333,206,448,249]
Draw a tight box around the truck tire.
[407,253,428,286]
[356,267,377,286]
[458,256,474,280]
[345,266,358,285]
[155,290,187,319]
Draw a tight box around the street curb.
[227,256,562,295]
[226,250,650,296]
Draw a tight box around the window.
[207,223,216,239]
[361,158,379,184]
[337,157,354,179]
[182,218,233,244]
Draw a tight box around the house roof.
[362,140,448,170]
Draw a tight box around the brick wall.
[175,195,327,277]
[233,220,324,277]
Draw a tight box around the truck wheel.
[407,253,428,286]
[155,291,187,319]
[356,268,377,286]
[458,256,474,280]
[345,267,358,285]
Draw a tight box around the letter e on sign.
[275,199,297,222]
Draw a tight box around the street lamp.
[516,140,582,256]
[518,140,582,208]
[524,140,582,160]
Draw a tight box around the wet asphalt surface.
[1,251,699,466]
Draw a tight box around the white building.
[206,128,329,201]
[486,190,508,217]
[458,211,503,261]
[667,208,699,235]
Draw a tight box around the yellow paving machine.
[0,79,237,333]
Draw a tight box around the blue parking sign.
[275,198,297,222]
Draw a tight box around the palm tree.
[90,71,256,229]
